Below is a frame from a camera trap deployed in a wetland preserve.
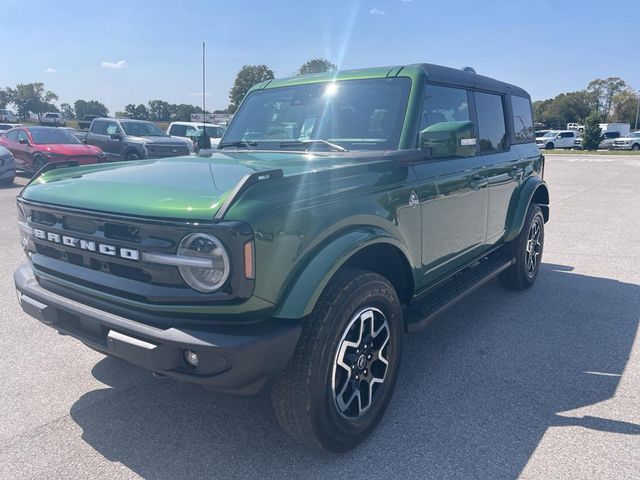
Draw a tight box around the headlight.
[177,233,230,292]
[44,152,66,160]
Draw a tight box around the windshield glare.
[30,128,80,145]
[121,121,165,137]
[222,78,411,150]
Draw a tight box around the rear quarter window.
[510,95,534,141]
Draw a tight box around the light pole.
[635,89,640,131]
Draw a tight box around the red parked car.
[0,126,105,173]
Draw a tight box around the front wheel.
[271,268,403,452]
[124,151,141,160]
[545,142,554,150]
[499,204,545,290]
[32,154,46,174]
[632,144,640,151]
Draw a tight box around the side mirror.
[110,133,122,140]
[419,121,475,157]
[18,138,29,145]
[555,135,561,140]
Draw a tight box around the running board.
[405,255,515,333]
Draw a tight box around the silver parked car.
[0,145,16,185]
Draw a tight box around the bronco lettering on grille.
[33,228,140,261]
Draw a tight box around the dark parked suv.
[14,63,548,452]
[84,118,191,161]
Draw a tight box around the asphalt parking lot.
[0,154,639,479]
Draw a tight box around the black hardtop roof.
[411,63,530,99]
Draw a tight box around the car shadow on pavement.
[69,263,640,479]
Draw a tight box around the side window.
[561,132,573,139]
[510,95,534,141]
[106,122,120,135]
[170,125,187,136]
[5,129,19,142]
[184,126,196,136]
[419,84,475,158]
[17,130,29,143]
[91,120,108,135]
[475,92,508,153]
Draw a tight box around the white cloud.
[188,92,211,97]
[101,60,127,69]
[369,8,386,15]
[45,67,58,73]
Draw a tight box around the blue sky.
[1,0,637,114]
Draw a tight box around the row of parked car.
[535,124,640,151]
[0,118,226,185]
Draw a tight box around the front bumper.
[612,145,632,150]
[14,263,301,396]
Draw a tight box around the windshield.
[30,128,80,145]
[192,126,225,138]
[120,121,166,137]
[543,131,557,137]
[222,78,411,151]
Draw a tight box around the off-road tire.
[271,268,403,452]
[499,204,545,290]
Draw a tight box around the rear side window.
[510,95,534,141]
[419,84,475,158]
[475,92,508,153]
[169,124,186,136]
[91,120,108,135]
[560,132,574,138]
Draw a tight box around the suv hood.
[20,151,370,220]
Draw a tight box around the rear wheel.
[271,268,403,452]
[499,204,545,290]
[0,175,15,185]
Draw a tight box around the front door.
[412,84,488,287]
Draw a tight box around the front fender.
[273,227,410,319]
[504,177,549,242]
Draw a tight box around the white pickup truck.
[536,130,579,149]
[39,112,66,126]
[0,109,19,123]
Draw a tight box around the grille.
[146,144,189,157]
[19,200,255,312]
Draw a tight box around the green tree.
[297,58,337,76]
[60,103,75,120]
[587,77,627,121]
[73,99,108,119]
[228,65,274,113]
[6,82,58,120]
[0,88,11,109]
[123,103,149,120]
[611,90,639,125]
[148,100,172,121]
[533,91,592,128]
[581,113,602,151]
[170,104,205,121]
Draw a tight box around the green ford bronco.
[14,63,548,452]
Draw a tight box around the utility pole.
[635,89,639,131]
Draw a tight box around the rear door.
[87,120,111,156]
[3,129,23,168]
[104,121,125,159]
[412,83,488,285]
[475,91,524,244]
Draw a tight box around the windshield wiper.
[218,140,257,149]
[279,139,348,152]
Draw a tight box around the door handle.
[509,166,524,179]
[470,175,488,190]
